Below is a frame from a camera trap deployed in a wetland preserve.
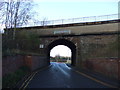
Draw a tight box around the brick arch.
[47,39,76,66]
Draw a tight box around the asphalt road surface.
[25,62,111,88]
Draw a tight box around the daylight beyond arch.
[50,45,71,57]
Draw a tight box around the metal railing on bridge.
[31,13,119,26]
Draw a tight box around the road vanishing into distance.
[23,62,115,88]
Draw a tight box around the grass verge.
[2,66,30,88]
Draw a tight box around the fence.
[30,13,119,26]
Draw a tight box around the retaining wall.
[2,55,48,76]
[24,56,48,71]
[82,58,120,80]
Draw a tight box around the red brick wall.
[83,58,120,80]
[2,55,48,76]
[24,56,32,70]
[24,56,48,71]
[2,55,24,76]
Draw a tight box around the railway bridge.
[3,17,120,81]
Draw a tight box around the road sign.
[39,44,44,48]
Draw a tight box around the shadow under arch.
[47,39,76,66]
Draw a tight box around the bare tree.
[0,0,36,39]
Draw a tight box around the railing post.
[62,19,64,25]
[94,16,96,22]
[51,20,54,26]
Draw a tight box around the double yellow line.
[19,65,52,89]
[19,71,38,90]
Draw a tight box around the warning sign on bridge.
[54,30,71,35]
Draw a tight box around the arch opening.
[47,39,76,66]
[50,45,72,64]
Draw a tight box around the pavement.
[66,64,119,88]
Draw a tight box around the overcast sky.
[33,0,119,21]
